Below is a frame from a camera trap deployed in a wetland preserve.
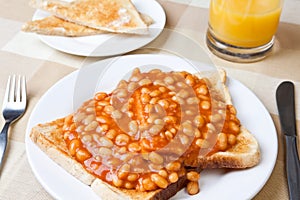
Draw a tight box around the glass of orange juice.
[206,0,283,62]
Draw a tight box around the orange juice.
[209,0,282,47]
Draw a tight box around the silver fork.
[0,75,27,170]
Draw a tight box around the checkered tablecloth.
[0,0,300,199]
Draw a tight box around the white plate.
[32,0,166,57]
[25,54,277,200]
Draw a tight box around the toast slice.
[22,13,154,36]
[29,69,260,199]
[29,0,149,34]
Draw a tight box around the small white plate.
[32,0,166,57]
[26,54,277,200]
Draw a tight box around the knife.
[276,81,300,200]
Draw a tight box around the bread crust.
[29,69,260,199]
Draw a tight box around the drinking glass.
[206,0,283,62]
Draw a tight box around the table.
[0,0,299,199]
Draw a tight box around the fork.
[0,75,27,170]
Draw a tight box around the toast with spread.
[28,0,150,35]
[22,13,153,36]
[30,68,260,199]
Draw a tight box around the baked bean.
[141,93,150,104]
[111,110,122,119]
[118,164,130,179]
[128,142,141,152]
[153,80,164,86]
[187,97,199,105]
[100,124,109,132]
[84,121,99,131]
[127,82,138,92]
[129,120,139,135]
[104,105,114,114]
[76,149,91,162]
[164,76,174,85]
[176,82,187,88]
[206,123,216,133]
[121,103,129,113]
[154,104,164,114]
[147,114,158,124]
[182,121,194,136]
[112,176,123,187]
[98,101,110,106]
[117,80,127,89]
[159,86,167,93]
[127,111,134,118]
[154,119,164,125]
[97,136,113,147]
[130,75,141,82]
[228,134,237,145]
[200,100,211,110]
[179,134,189,145]
[81,134,92,143]
[142,178,157,191]
[168,172,179,183]
[186,181,199,195]
[229,105,237,115]
[94,92,107,101]
[197,84,208,95]
[218,132,228,151]
[149,69,162,74]
[151,174,168,189]
[164,116,177,124]
[170,128,177,134]
[185,74,195,86]
[85,107,95,113]
[98,147,112,156]
[150,97,159,104]
[149,124,163,135]
[74,112,86,123]
[210,113,223,123]
[229,121,240,134]
[166,161,181,171]
[165,130,173,140]
[150,90,161,97]
[115,134,130,146]
[141,87,150,94]
[195,129,201,138]
[83,114,95,125]
[186,171,200,182]
[69,139,80,156]
[144,104,153,114]
[106,129,117,140]
[124,182,134,189]
[177,89,189,99]
[195,139,210,148]
[139,78,152,86]
[158,99,169,109]
[149,152,164,165]
[96,116,108,124]
[127,173,139,182]
[158,169,168,178]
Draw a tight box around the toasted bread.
[22,13,153,36]
[29,0,150,34]
[29,69,260,199]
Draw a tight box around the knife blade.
[276,81,300,200]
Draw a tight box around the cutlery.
[0,75,27,172]
[276,81,300,200]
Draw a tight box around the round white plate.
[25,54,277,200]
[32,0,166,57]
